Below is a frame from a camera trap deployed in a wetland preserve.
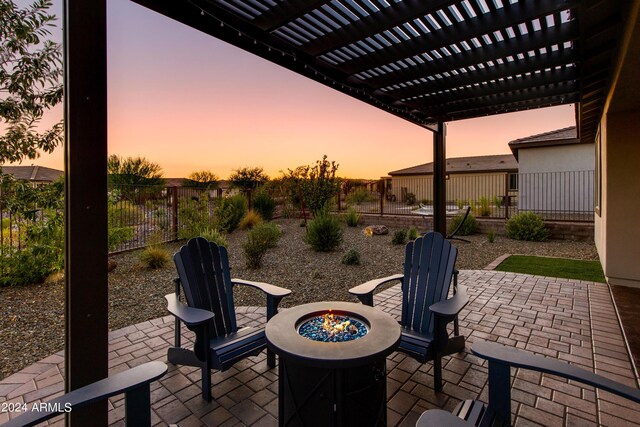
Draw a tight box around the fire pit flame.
[298,311,368,342]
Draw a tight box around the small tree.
[1,0,63,164]
[107,155,165,200]
[228,167,268,207]
[183,170,219,190]
[285,155,340,218]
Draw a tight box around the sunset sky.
[13,0,576,179]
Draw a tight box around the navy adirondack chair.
[165,237,291,401]
[416,340,640,426]
[1,361,167,427]
[349,231,468,391]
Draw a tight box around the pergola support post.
[63,0,108,425]
[433,122,447,235]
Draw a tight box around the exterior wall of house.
[595,6,640,288]
[597,111,640,287]
[517,144,594,213]
[390,172,512,204]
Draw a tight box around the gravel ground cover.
[0,218,598,379]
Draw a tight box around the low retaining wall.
[357,214,594,242]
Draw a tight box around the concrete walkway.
[1,271,638,426]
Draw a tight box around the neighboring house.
[0,165,64,186]
[165,178,236,198]
[509,126,594,214]
[387,154,518,204]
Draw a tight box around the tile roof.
[1,165,64,182]
[508,126,581,159]
[388,154,517,176]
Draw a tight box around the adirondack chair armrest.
[231,278,291,298]
[429,283,469,319]
[416,409,472,427]
[231,278,291,320]
[472,340,640,404]
[165,293,215,326]
[1,361,167,427]
[348,273,404,306]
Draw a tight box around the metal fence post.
[504,174,510,220]
[172,186,178,240]
[380,179,384,217]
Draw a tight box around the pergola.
[62,0,630,424]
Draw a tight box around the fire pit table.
[266,301,401,427]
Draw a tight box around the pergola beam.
[252,0,327,32]
[384,48,576,100]
[334,0,578,76]
[362,21,579,89]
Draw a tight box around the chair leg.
[201,362,212,402]
[433,355,442,392]
[267,348,276,368]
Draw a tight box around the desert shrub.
[0,245,58,286]
[407,227,419,241]
[250,222,281,248]
[140,246,170,269]
[346,188,376,205]
[392,229,407,245]
[242,226,278,269]
[253,191,277,221]
[448,212,478,236]
[177,196,211,239]
[304,207,343,252]
[108,226,134,251]
[341,248,361,265]
[344,208,361,227]
[214,194,248,233]
[493,196,503,210]
[405,192,416,205]
[476,196,491,216]
[239,210,263,230]
[487,228,496,243]
[456,199,464,210]
[420,198,430,205]
[506,212,550,241]
[199,227,228,247]
[108,200,142,227]
[281,203,296,218]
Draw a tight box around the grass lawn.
[495,255,606,283]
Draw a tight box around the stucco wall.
[599,111,640,287]
[518,144,594,173]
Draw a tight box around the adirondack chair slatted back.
[401,232,458,335]
[174,237,238,338]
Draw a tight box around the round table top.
[265,301,401,368]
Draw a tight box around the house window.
[508,173,518,191]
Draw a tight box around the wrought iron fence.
[340,170,594,222]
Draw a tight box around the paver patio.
[1,270,638,426]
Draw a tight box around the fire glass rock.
[298,313,368,342]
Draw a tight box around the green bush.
[243,225,280,269]
[476,196,491,216]
[447,212,478,236]
[506,212,550,241]
[108,226,134,251]
[177,196,211,239]
[199,227,228,247]
[487,228,496,243]
[346,188,376,205]
[407,227,419,241]
[456,199,464,210]
[392,229,407,245]
[253,191,277,221]
[341,248,361,265]
[249,222,281,248]
[493,196,503,210]
[0,245,60,286]
[239,210,263,230]
[304,208,343,252]
[405,192,416,205]
[214,194,247,233]
[345,208,361,227]
[140,246,170,269]
[108,200,142,227]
